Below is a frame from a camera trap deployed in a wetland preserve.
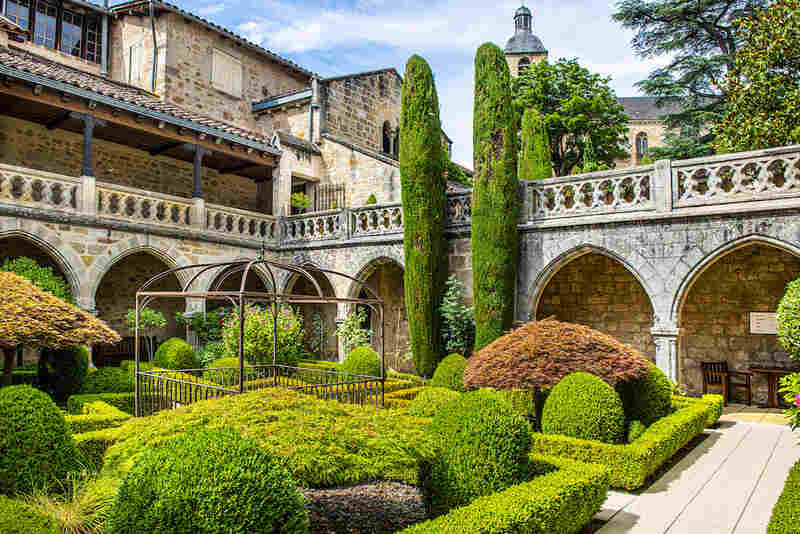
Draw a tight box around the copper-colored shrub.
[463,319,651,390]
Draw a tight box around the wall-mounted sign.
[750,312,778,335]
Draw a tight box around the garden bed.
[529,396,721,490]
[768,458,800,534]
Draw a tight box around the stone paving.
[596,413,798,534]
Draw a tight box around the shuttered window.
[211,48,242,98]
[128,41,144,87]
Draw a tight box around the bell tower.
[504,5,548,77]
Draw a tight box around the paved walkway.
[596,418,799,534]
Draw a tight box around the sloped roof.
[617,97,682,121]
[323,67,402,84]
[253,88,312,113]
[276,131,320,155]
[0,14,26,34]
[0,47,278,153]
[505,32,547,54]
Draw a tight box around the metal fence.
[136,364,385,416]
[313,183,346,212]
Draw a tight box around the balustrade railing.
[350,203,403,237]
[446,192,472,226]
[282,209,342,243]
[0,164,80,212]
[97,182,193,227]
[205,203,278,241]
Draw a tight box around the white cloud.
[197,3,226,16]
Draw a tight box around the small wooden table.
[749,367,796,408]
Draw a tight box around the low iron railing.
[136,364,385,416]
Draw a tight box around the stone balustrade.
[349,203,404,237]
[281,209,342,243]
[0,164,81,212]
[97,182,194,228]
[205,203,278,242]
[446,192,472,227]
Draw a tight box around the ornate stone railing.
[282,209,342,243]
[446,192,472,226]
[349,203,403,237]
[206,203,278,241]
[97,182,193,227]
[672,145,800,208]
[0,164,80,212]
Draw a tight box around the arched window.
[382,121,392,155]
[636,132,648,158]
[518,57,531,76]
[379,77,387,98]
[393,127,400,159]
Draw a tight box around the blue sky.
[155,0,668,167]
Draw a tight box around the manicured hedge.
[429,354,467,392]
[672,394,724,428]
[80,367,133,394]
[768,458,800,534]
[385,386,427,401]
[68,392,135,415]
[0,495,59,534]
[11,368,38,386]
[399,455,609,534]
[408,387,461,418]
[74,426,125,472]
[531,398,711,489]
[65,401,132,434]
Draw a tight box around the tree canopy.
[518,108,552,180]
[513,58,629,176]
[613,0,768,159]
[714,0,800,152]
[1,257,73,303]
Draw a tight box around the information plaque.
[750,312,778,335]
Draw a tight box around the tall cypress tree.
[518,108,552,180]
[399,55,446,377]
[472,43,519,352]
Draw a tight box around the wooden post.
[71,113,106,178]
[190,144,208,199]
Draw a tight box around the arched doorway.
[286,267,337,361]
[206,265,272,312]
[535,252,656,360]
[677,243,800,402]
[95,251,183,364]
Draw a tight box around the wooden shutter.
[129,42,143,86]
[211,48,242,98]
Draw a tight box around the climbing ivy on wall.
[399,55,447,377]
[518,108,552,180]
[471,43,519,352]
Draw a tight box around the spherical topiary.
[627,420,647,443]
[429,354,467,392]
[0,385,79,493]
[153,338,197,370]
[778,277,800,358]
[340,346,381,377]
[617,363,672,426]
[423,390,532,515]
[541,372,625,444]
[0,495,59,534]
[407,387,461,418]
[80,367,133,394]
[37,346,89,401]
[105,428,309,534]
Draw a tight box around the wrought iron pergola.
[134,258,385,416]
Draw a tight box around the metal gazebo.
[133,258,385,416]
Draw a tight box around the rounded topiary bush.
[617,363,672,426]
[407,387,461,418]
[105,428,309,534]
[0,385,79,494]
[423,389,532,516]
[0,495,59,534]
[778,277,800,358]
[38,346,89,401]
[340,346,381,377]
[429,354,467,392]
[541,372,625,444]
[80,367,133,394]
[627,420,647,443]
[153,338,197,370]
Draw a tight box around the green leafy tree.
[446,160,472,187]
[221,306,304,366]
[648,118,717,160]
[125,307,167,362]
[399,55,447,377]
[472,43,519,352]
[714,0,800,152]
[612,0,768,158]
[440,275,475,356]
[334,308,372,356]
[514,58,629,176]
[518,108,552,180]
[1,257,73,303]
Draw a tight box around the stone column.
[652,326,679,381]
[653,159,672,213]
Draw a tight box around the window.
[518,57,531,76]
[84,16,102,64]
[5,0,30,30]
[382,121,392,155]
[128,41,144,87]
[393,128,399,159]
[61,9,82,57]
[211,49,243,98]
[636,132,649,158]
[33,0,57,49]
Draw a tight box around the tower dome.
[505,5,547,55]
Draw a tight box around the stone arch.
[531,244,658,360]
[283,262,339,360]
[0,227,83,306]
[346,248,405,299]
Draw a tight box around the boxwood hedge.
[0,495,59,534]
[768,458,800,534]
[399,455,609,534]
[531,397,712,489]
[68,392,135,415]
[65,401,132,434]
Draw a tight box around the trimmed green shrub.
[298,359,340,371]
[68,392,135,415]
[532,398,711,489]
[0,385,79,493]
[617,364,672,426]
[429,354,467,392]
[423,390,532,516]
[365,193,378,205]
[542,372,625,444]
[778,277,800,358]
[471,43,518,352]
[518,107,553,180]
[153,337,197,370]
[65,401,131,434]
[74,427,124,472]
[222,306,304,367]
[207,356,242,368]
[768,458,800,534]
[80,367,133,394]
[340,346,381,377]
[400,455,609,534]
[105,428,310,534]
[385,386,427,401]
[672,394,724,427]
[627,420,647,443]
[400,55,447,377]
[37,346,89,401]
[407,387,461,418]
[198,341,228,367]
[0,495,60,534]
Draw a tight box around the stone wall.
[108,13,167,94]
[536,253,656,360]
[317,137,399,206]
[323,71,401,156]
[446,237,474,304]
[0,115,262,212]
[679,244,800,402]
[616,119,667,168]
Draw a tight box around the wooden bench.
[702,361,751,406]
